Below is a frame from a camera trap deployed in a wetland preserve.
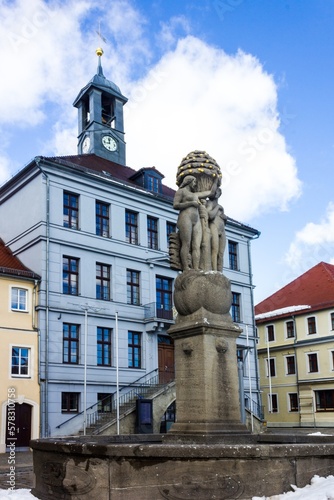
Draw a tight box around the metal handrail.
[245,394,264,420]
[56,368,160,429]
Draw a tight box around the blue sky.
[1,0,334,303]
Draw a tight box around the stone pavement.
[0,450,34,490]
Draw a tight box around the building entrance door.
[158,335,174,384]
[6,403,32,448]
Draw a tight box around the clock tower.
[73,48,128,164]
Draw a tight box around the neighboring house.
[0,50,261,437]
[0,239,40,452]
[255,262,334,428]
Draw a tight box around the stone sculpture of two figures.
[169,150,233,322]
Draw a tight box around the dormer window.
[147,175,161,193]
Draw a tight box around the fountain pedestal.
[168,316,249,436]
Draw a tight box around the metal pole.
[246,325,254,432]
[83,307,88,435]
[115,311,120,435]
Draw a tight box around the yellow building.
[256,262,334,428]
[0,239,40,452]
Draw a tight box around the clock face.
[82,136,90,153]
[102,135,117,151]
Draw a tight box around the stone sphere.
[173,270,232,316]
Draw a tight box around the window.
[231,292,241,322]
[288,393,299,412]
[63,256,79,295]
[96,263,111,300]
[11,288,28,311]
[285,355,296,375]
[147,216,158,249]
[96,201,110,237]
[62,392,80,413]
[331,312,334,330]
[97,327,112,366]
[127,270,140,305]
[307,316,317,334]
[308,353,318,373]
[97,393,112,413]
[166,221,176,246]
[128,331,141,368]
[11,347,29,376]
[156,276,173,320]
[266,324,275,342]
[228,241,238,270]
[331,351,334,371]
[268,393,278,413]
[63,324,79,364]
[147,175,161,193]
[63,192,79,229]
[315,390,334,411]
[286,320,295,338]
[125,210,138,244]
[266,357,276,377]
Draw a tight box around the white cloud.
[285,202,334,274]
[0,1,301,223]
[125,36,302,221]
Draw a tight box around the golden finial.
[96,47,104,57]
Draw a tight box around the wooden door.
[6,403,32,448]
[158,342,175,384]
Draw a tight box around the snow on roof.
[255,304,311,320]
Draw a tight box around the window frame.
[315,389,334,412]
[266,324,275,342]
[96,200,110,238]
[228,240,238,271]
[285,354,296,375]
[11,287,28,312]
[61,392,80,414]
[97,327,112,367]
[127,269,140,305]
[231,292,241,323]
[11,346,30,377]
[268,393,278,413]
[156,275,173,320]
[128,331,142,369]
[307,316,317,335]
[265,357,276,377]
[285,320,295,339]
[330,312,334,331]
[63,191,79,229]
[288,393,299,412]
[307,352,319,373]
[125,210,138,245]
[96,263,111,301]
[147,216,159,250]
[63,256,79,295]
[63,323,80,364]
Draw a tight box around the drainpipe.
[36,158,50,438]
[33,279,42,436]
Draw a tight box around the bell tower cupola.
[73,48,128,165]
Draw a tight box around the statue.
[206,187,227,271]
[170,150,226,274]
[170,151,232,320]
[173,175,218,271]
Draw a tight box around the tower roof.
[255,261,334,320]
[73,49,127,107]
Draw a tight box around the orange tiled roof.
[255,262,334,320]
